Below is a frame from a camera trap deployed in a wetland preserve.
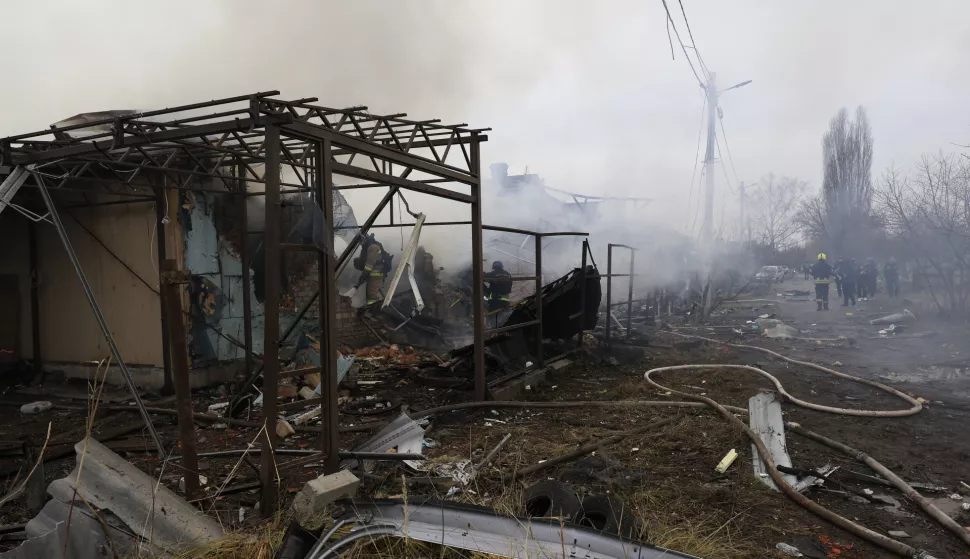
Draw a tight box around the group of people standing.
[809,254,901,310]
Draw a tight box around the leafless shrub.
[875,153,970,314]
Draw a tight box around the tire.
[522,480,581,519]
[574,494,640,539]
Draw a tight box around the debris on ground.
[2,439,222,558]
[870,309,916,325]
[748,392,796,491]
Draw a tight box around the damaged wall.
[0,201,166,366]
[286,261,376,347]
[180,190,264,366]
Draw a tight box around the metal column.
[154,187,174,396]
[33,172,165,457]
[627,249,635,337]
[237,164,255,390]
[576,240,588,349]
[470,134,486,401]
[534,234,544,367]
[260,125,282,516]
[605,245,613,347]
[27,221,42,379]
[160,259,201,500]
[316,138,340,474]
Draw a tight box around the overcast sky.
[4,0,969,232]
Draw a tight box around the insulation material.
[382,213,426,313]
[748,391,797,491]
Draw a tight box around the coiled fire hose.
[646,332,969,554]
[659,330,922,417]
[641,368,938,558]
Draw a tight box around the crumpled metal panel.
[1,499,124,559]
[312,499,701,559]
[46,438,223,548]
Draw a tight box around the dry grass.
[168,514,289,559]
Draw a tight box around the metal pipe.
[484,319,540,336]
[482,224,539,236]
[170,449,426,461]
[335,220,471,229]
[32,171,165,457]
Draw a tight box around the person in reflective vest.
[810,253,833,311]
[484,261,513,313]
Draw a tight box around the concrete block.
[276,420,295,438]
[292,470,360,528]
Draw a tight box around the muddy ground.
[1,277,969,558]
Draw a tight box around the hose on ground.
[659,330,922,417]
[643,365,934,558]
[787,423,970,548]
[411,399,748,421]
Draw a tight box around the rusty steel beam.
[238,164,255,391]
[317,138,340,474]
[155,187,174,396]
[160,260,201,501]
[470,133,486,401]
[260,125,282,517]
[535,234,544,368]
[283,121,477,186]
[12,114,292,165]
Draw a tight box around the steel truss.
[2,91,489,515]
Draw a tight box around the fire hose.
[641,368,938,558]
[658,330,922,417]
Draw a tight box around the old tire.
[522,480,581,519]
[574,494,640,539]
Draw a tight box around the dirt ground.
[2,276,969,558]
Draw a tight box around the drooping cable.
[659,0,705,87]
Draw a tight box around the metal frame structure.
[604,243,636,347]
[479,226,588,394]
[1,91,489,515]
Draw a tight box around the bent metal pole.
[32,170,165,456]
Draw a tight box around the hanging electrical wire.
[659,0,705,87]
[718,114,741,186]
[684,93,707,233]
[715,135,737,196]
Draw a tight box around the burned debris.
[0,90,969,559]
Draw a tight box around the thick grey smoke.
[3,0,969,285]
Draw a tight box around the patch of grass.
[168,514,288,559]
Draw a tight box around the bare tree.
[876,154,970,314]
[805,107,874,253]
[749,173,807,257]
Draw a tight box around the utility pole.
[701,72,717,244]
[699,74,752,245]
[738,180,746,243]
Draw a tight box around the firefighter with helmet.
[484,261,513,314]
[810,253,833,311]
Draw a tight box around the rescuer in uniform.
[355,234,388,308]
[810,253,833,311]
[483,261,513,316]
